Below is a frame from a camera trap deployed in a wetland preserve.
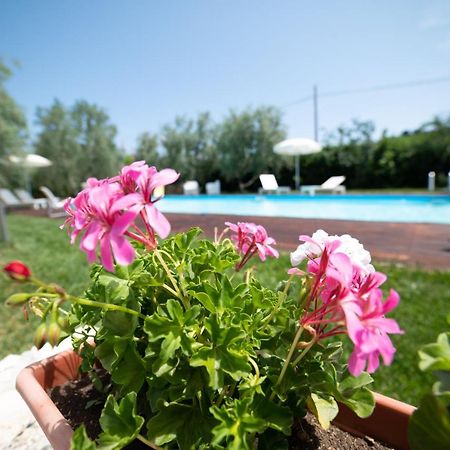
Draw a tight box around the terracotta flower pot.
[17,349,416,450]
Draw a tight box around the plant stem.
[248,356,260,379]
[262,275,294,325]
[214,385,229,406]
[271,325,304,400]
[136,434,163,450]
[68,295,146,320]
[291,336,317,366]
[154,248,190,309]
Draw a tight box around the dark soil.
[50,375,395,450]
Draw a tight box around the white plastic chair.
[39,186,67,218]
[205,180,221,195]
[183,180,200,195]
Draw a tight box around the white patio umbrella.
[8,154,52,192]
[273,138,322,190]
[9,154,53,168]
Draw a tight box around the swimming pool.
[158,194,450,224]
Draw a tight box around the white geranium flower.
[290,229,329,266]
[290,229,374,274]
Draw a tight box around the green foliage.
[33,99,122,196]
[216,106,287,191]
[135,132,160,166]
[0,59,27,188]
[409,326,450,450]
[62,229,376,449]
[160,112,218,187]
[301,117,450,189]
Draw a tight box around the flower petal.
[110,235,135,266]
[100,235,114,272]
[145,204,171,238]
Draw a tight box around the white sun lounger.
[300,176,346,195]
[258,174,291,194]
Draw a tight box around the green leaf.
[409,394,450,450]
[102,298,139,337]
[307,393,338,430]
[97,274,130,303]
[147,402,216,449]
[334,372,375,418]
[189,277,247,316]
[144,300,201,363]
[95,338,145,394]
[210,398,267,450]
[94,338,128,372]
[339,388,375,418]
[110,344,145,394]
[418,333,450,372]
[98,392,144,450]
[174,227,203,252]
[338,372,373,394]
[190,314,250,388]
[251,395,293,435]
[434,370,450,396]
[71,425,96,450]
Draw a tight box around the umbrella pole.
[294,154,300,190]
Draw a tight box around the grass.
[1,214,449,406]
[0,214,89,358]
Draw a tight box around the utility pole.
[313,85,319,141]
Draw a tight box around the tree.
[135,132,160,166]
[33,100,122,196]
[0,59,28,187]
[216,106,286,191]
[160,112,218,185]
[71,100,122,181]
[33,100,81,196]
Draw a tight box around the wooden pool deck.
[12,209,450,270]
[165,213,450,270]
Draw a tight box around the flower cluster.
[225,221,279,270]
[290,229,403,375]
[62,161,179,271]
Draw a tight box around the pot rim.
[17,348,416,450]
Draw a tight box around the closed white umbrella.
[9,154,52,168]
[274,138,322,190]
[8,154,52,192]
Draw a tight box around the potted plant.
[4,162,413,449]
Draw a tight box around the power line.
[280,75,450,109]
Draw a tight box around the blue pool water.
[158,194,450,224]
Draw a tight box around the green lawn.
[0,214,89,358]
[1,214,449,406]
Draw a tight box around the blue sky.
[2,0,450,151]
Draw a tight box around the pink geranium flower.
[225,221,278,270]
[118,161,179,240]
[62,163,180,272]
[78,182,141,272]
[292,231,402,376]
[134,165,179,239]
[342,288,403,376]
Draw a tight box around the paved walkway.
[166,213,450,270]
[0,340,72,450]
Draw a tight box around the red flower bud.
[3,261,31,281]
